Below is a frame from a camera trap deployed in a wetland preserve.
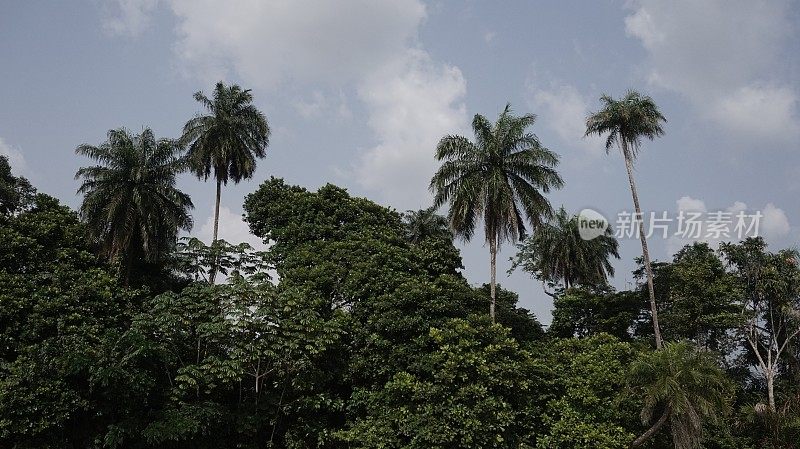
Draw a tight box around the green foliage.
[75,128,193,285]
[244,179,542,387]
[720,237,800,446]
[102,279,344,448]
[629,341,734,449]
[0,155,35,216]
[180,81,270,282]
[402,207,463,275]
[337,316,547,449]
[401,207,452,244]
[6,171,794,449]
[657,243,741,349]
[244,178,465,306]
[534,334,639,449]
[175,236,271,282]
[0,194,137,447]
[747,387,800,448]
[244,178,551,448]
[549,287,640,340]
[474,283,545,343]
[513,207,619,289]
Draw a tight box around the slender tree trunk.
[622,140,663,349]
[490,236,497,323]
[630,406,671,448]
[209,179,222,284]
[767,370,776,411]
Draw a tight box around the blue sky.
[2,0,799,322]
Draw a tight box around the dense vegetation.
[0,84,798,448]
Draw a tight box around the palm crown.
[514,207,619,290]
[182,82,270,184]
[430,104,563,243]
[629,341,733,449]
[402,207,452,244]
[585,90,665,158]
[75,128,193,283]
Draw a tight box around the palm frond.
[431,104,563,247]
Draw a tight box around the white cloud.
[527,82,603,156]
[665,196,708,253]
[0,137,27,174]
[354,49,468,209]
[665,197,791,254]
[721,201,790,240]
[711,86,800,138]
[293,91,328,118]
[624,0,800,140]
[676,195,706,212]
[197,206,266,251]
[103,0,467,209]
[167,0,426,89]
[293,90,352,120]
[726,201,747,215]
[102,0,160,36]
[760,202,790,238]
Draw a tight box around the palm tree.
[402,207,452,243]
[430,104,563,321]
[585,90,666,348]
[181,81,270,282]
[513,207,619,293]
[628,341,733,449]
[75,128,193,285]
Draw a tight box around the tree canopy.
[3,93,798,449]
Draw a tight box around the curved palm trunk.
[622,139,663,349]
[630,405,670,448]
[489,236,497,323]
[209,179,222,284]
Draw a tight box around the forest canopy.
[1,85,798,449]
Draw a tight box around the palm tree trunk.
[630,405,670,448]
[209,179,222,284]
[490,235,497,323]
[622,139,663,349]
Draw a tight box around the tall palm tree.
[430,104,563,321]
[75,128,193,285]
[513,207,619,292]
[628,341,733,449]
[181,81,270,282]
[585,90,666,348]
[402,207,452,243]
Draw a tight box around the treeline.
[0,82,798,448]
[0,162,798,448]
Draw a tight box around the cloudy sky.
[2,0,799,322]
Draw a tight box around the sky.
[1,0,799,323]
